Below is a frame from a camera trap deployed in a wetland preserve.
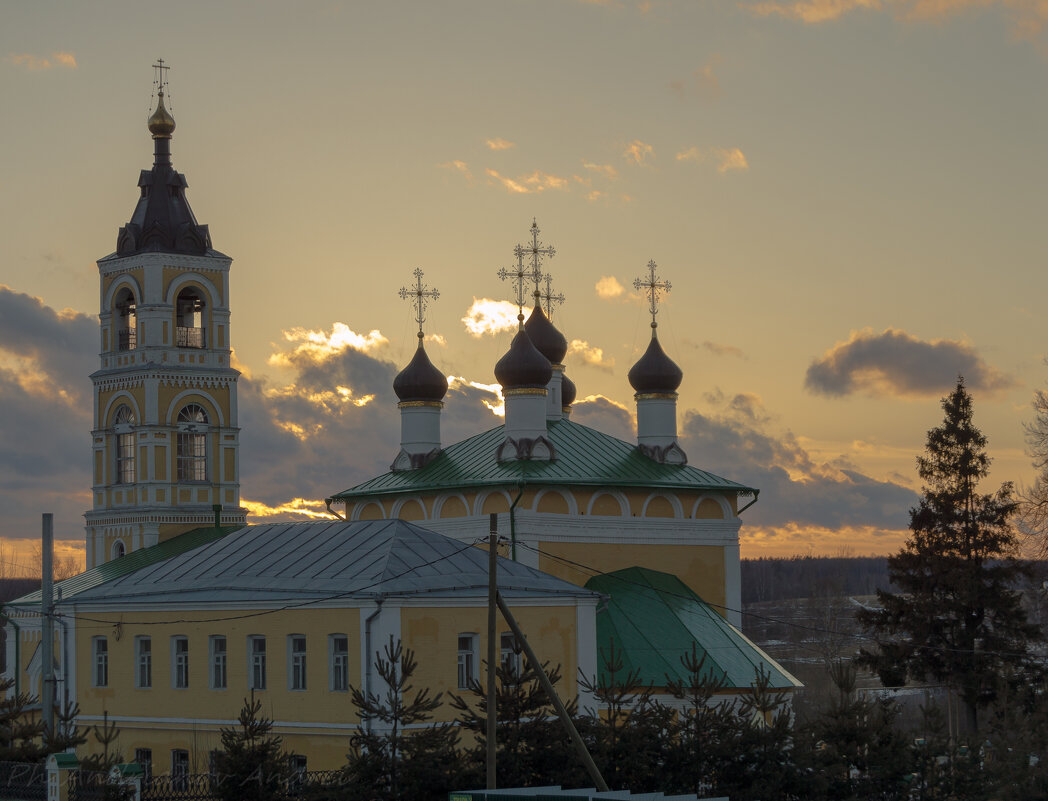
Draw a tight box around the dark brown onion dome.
[394,340,448,402]
[524,303,567,365]
[628,334,683,393]
[561,373,577,407]
[495,329,553,390]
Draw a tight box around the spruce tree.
[213,691,293,801]
[858,378,1039,735]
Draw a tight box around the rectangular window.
[249,636,266,690]
[135,636,152,689]
[171,750,189,792]
[288,635,306,691]
[209,635,227,690]
[500,632,520,677]
[93,637,108,687]
[133,748,152,782]
[116,432,136,484]
[176,432,207,481]
[172,636,189,689]
[329,635,349,692]
[457,634,477,690]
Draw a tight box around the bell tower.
[85,62,246,567]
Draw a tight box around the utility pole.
[41,513,55,737]
[486,513,498,789]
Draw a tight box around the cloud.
[461,298,520,336]
[583,162,620,180]
[669,54,722,99]
[486,138,515,151]
[623,140,654,166]
[570,395,635,441]
[447,376,505,418]
[740,523,910,558]
[702,341,747,359]
[681,392,918,533]
[676,146,749,172]
[595,275,625,300]
[485,168,569,194]
[241,497,332,521]
[10,52,78,70]
[745,1,1048,41]
[713,147,749,172]
[267,322,388,368]
[804,328,1017,398]
[567,339,615,371]
[439,160,473,183]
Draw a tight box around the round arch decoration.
[533,488,578,515]
[433,493,470,519]
[691,494,731,520]
[475,489,513,516]
[352,501,386,522]
[102,275,145,312]
[163,273,222,309]
[101,391,143,428]
[391,496,427,521]
[165,391,224,427]
[641,492,683,519]
[586,490,629,517]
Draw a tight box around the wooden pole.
[41,513,55,736]
[496,592,609,792]
[486,513,498,789]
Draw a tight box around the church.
[3,72,796,774]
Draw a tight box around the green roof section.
[6,526,239,608]
[329,418,757,501]
[585,567,800,691]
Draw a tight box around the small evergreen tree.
[858,378,1040,735]
[213,691,293,801]
[0,677,46,762]
[346,636,454,801]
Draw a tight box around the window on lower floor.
[249,636,266,690]
[209,635,227,690]
[457,633,477,690]
[329,634,349,692]
[288,635,307,691]
[500,631,521,678]
[171,750,189,791]
[172,636,189,689]
[135,636,151,689]
[92,637,108,687]
[133,748,152,782]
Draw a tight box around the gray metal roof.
[64,520,599,607]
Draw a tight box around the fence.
[0,762,46,801]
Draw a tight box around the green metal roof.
[329,418,756,501]
[6,526,238,608]
[585,567,800,691]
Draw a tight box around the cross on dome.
[634,259,671,331]
[498,246,530,328]
[152,58,170,98]
[541,273,565,319]
[398,268,439,339]
[514,218,556,303]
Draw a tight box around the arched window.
[111,540,126,560]
[177,404,208,481]
[114,287,137,351]
[175,288,206,348]
[113,405,136,485]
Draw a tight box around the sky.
[1,0,1046,570]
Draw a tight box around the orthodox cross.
[152,58,170,94]
[514,218,556,304]
[398,268,439,339]
[634,259,671,329]
[498,246,530,327]
[540,273,565,320]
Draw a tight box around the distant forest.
[741,556,895,604]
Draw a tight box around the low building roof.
[329,418,756,502]
[585,567,800,691]
[15,520,598,609]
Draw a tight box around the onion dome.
[524,304,567,365]
[561,373,577,407]
[147,92,176,138]
[628,334,683,394]
[495,329,552,390]
[394,338,448,402]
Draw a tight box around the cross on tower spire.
[540,273,565,319]
[634,259,671,332]
[398,268,439,341]
[152,58,170,96]
[514,218,556,304]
